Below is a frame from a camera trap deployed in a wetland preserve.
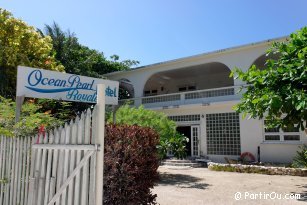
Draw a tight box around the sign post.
[96,84,105,205]
[15,95,25,123]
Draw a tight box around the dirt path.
[153,166,307,205]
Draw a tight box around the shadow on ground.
[291,184,307,202]
[158,172,210,190]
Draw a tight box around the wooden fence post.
[96,84,105,205]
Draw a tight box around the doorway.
[176,126,191,156]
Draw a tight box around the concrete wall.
[240,116,263,162]
[157,103,306,164]
[260,129,307,163]
[260,143,303,164]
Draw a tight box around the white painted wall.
[260,143,303,163]
[105,39,284,98]
[240,116,263,161]
[105,37,307,164]
[155,102,306,164]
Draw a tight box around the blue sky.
[1,0,307,66]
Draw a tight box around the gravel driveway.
[153,166,307,205]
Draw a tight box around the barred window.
[206,113,241,155]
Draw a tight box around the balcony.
[119,85,245,109]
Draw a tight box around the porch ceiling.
[144,62,234,93]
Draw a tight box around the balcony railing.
[119,85,247,108]
[142,93,181,104]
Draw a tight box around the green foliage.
[104,124,159,205]
[43,22,139,77]
[169,133,189,159]
[36,99,77,121]
[0,96,63,137]
[292,145,307,168]
[231,27,307,130]
[110,105,177,141]
[210,165,237,172]
[0,9,64,98]
[38,22,140,119]
[109,105,188,159]
[0,178,8,184]
[156,139,171,159]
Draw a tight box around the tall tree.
[38,22,139,119]
[231,27,307,131]
[42,22,139,77]
[0,9,64,98]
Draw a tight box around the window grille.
[206,112,241,155]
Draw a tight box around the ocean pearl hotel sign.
[16,66,119,105]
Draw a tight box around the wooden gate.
[27,108,98,205]
[0,136,33,205]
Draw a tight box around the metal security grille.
[206,112,240,155]
[169,115,200,122]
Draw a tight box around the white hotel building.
[105,37,306,164]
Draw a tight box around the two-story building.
[105,37,306,164]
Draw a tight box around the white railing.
[119,85,248,108]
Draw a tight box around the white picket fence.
[0,107,99,205]
[0,135,33,205]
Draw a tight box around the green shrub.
[0,96,63,137]
[156,139,171,159]
[104,124,159,205]
[109,105,188,159]
[210,165,236,172]
[169,133,189,159]
[292,145,307,168]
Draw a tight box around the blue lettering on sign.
[25,69,117,103]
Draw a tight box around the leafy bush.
[156,139,171,159]
[292,145,307,168]
[110,105,176,141]
[109,105,188,159]
[0,96,63,137]
[104,124,159,205]
[169,133,189,159]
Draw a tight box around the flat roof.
[105,36,287,77]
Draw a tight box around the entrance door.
[191,125,200,157]
[176,126,191,156]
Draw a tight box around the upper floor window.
[264,121,301,142]
[178,85,196,92]
[144,89,158,96]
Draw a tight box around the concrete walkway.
[153,166,307,205]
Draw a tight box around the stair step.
[163,159,195,163]
[161,162,202,167]
[159,165,193,170]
